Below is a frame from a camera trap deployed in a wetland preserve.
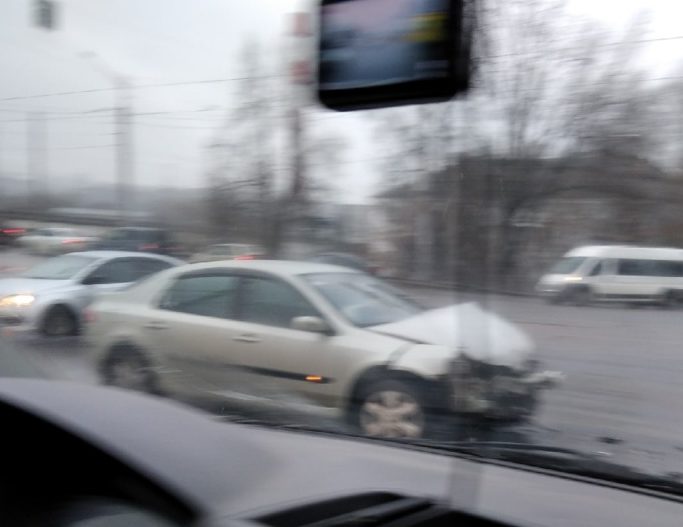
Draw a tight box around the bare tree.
[206,41,278,247]
[372,0,661,286]
[464,0,653,157]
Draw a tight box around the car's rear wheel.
[354,379,429,439]
[41,305,78,337]
[661,290,681,309]
[100,345,161,395]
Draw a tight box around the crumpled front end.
[449,356,563,421]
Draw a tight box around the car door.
[81,258,143,304]
[592,258,621,298]
[139,271,250,396]
[612,259,651,299]
[82,258,137,292]
[232,274,336,407]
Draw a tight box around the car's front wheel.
[100,345,161,395]
[41,305,78,337]
[354,379,429,439]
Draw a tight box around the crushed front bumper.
[450,360,563,421]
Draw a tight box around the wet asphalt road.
[3,248,683,476]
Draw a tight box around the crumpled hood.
[0,278,70,298]
[370,302,535,370]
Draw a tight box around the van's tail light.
[235,254,255,261]
[61,238,81,245]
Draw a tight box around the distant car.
[308,252,377,274]
[0,251,182,337]
[0,224,26,247]
[92,227,183,257]
[18,227,95,255]
[189,243,265,263]
[87,260,559,438]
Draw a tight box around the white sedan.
[19,227,95,255]
[86,260,560,438]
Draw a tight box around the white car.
[0,251,182,337]
[86,260,560,438]
[19,227,95,255]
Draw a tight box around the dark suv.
[93,227,184,257]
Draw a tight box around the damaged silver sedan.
[85,261,561,438]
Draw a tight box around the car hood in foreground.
[0,277,72,297]
[369,303,534,370]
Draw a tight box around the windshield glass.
[22,255,97,280]
[302,272,422,327]
[550,257,587,275]
[3,0,683,501]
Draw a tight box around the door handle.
[233,334,260,343]
[144,321,170,330]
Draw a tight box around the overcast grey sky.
[1,0,682,204]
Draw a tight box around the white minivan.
[537,245,683,306]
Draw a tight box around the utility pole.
[413,108,433,281]
[273,11,313,258]
[26,111,48,206]
[115,80,134,220]
[81,52,133,222]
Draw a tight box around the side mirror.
[291,316,332,335]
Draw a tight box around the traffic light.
[35,0,57,30]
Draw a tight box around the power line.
[0,74,282,103]
[135,121,222,130]
[55,144,117,150]
[2,143,116,152]
[483,33,683,59]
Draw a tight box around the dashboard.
[1,379,682,526]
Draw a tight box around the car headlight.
[0,294,35,308]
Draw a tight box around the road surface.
[2,248,683,476]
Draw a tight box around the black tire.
[546,294,562,305]
[351,379,432,439]
[41,305,78,337]
[100,345,161,395]
[566,286,592,306]
[661,290,680,309]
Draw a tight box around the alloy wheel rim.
[109,359,148,390]
[359,390,425,438]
